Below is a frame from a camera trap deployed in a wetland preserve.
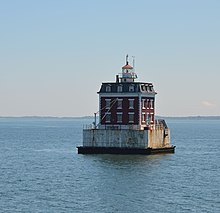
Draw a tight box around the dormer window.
[106,85,111,92]
[129,85,134,92]
[117,85,123,92]
[141,84,145,91]
[146,86,149,92]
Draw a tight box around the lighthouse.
[99,55,156,130]
[78,55,175,154]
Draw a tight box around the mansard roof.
[98,82,157,94]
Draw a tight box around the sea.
[0,117,219,213]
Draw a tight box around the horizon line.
[0,115,220,119]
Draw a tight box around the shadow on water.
[81,153,173,168]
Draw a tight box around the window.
[146,99,149,109]
[150,112,154,123]
[106,85,111,92]
[145,85,148,91]
[142,99,146,109]
[105,99,111,109]
[117,85,122,92]
[142,113,146,123]
[105,113,111,123]
[129,85,134,92]
[129,99,134,109]
[141,84,145,91]
[150,99,154,109]
[146,113,150,125]
[117,99,123,109]
[117,113,123,123]
[128,113,134,123]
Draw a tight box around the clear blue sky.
[0,0,219,117]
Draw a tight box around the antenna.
[132,56,135,69]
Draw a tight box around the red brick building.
[98,55,157,130]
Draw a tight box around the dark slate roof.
[97,82,156,94]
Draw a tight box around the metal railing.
[155,119,168,130]
[83,119,169,131]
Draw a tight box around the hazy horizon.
[1,0,219,117]
[1,115,220,119]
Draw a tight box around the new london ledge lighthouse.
[78,55,175,154]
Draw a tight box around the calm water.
[0,118,220,213]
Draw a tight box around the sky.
[0,0,220,117]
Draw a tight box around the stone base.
[77,146,175,155]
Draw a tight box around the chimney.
[116,75,119,83]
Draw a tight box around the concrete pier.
[78,121,175,155]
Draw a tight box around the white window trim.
[147,99,149,109]
[150,112,154,123]
[105,99,111,109]
[117,99,123,109]
[106,85,111,92]
[117,112,123,123]
[146,113,150,125]
[105,112,111,123]
[128,99,134,109]
[142,99,146,109]
[142,112,146,122]
[150,99,154,109]
[129,85,135,92]
[117,85,123,92]
[128,112,134,123]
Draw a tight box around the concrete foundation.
[78,126,175,154]
[83,129,148,148]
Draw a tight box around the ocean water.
[0,117,219,213]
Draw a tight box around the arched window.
[129,85,134,92]
[106,85,111,92]
[117,85,122,92]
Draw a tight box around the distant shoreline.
[156,116,220,120]
[0,116,93,120]
[0,115,220,120]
